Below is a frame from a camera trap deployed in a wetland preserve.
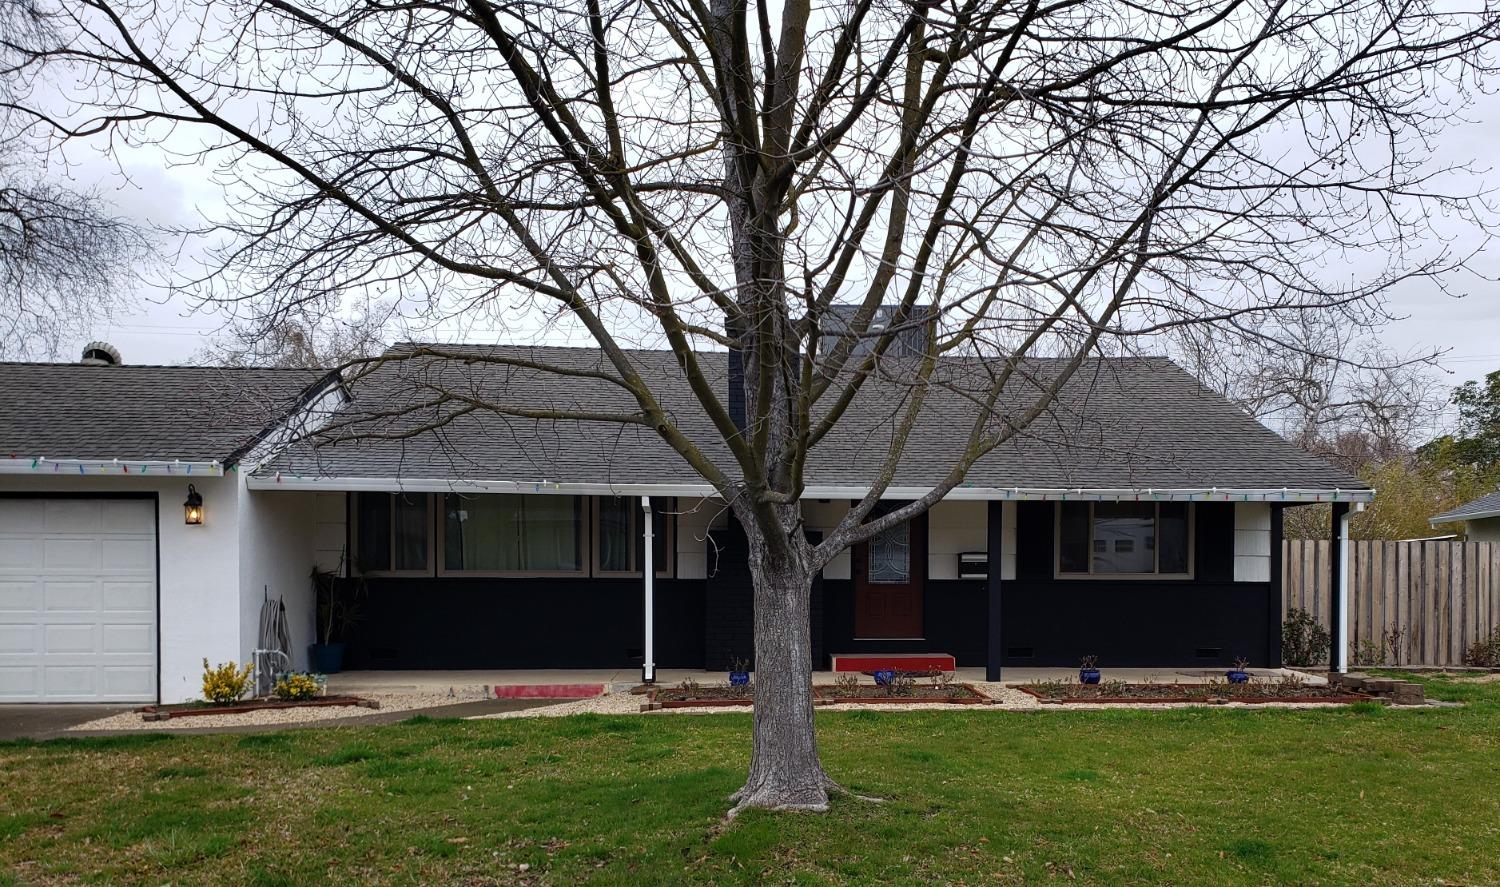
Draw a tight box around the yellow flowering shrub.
[201,658,253,704]
[273,672,323,701]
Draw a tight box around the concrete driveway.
[0,705,135,741]
[0,697,564,741]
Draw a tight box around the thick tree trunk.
[730,523,837,814]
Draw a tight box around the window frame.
[436,492,589,578]
[591,495,675,578]
[1053,501,1195,580]
[350,492,436,578]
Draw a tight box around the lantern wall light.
[184,484,204,525]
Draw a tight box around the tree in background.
[196,306,390,369]
[0,0,149,359]
[14,0,1498,813]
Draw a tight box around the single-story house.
[1430,491,1500,542]
[1,342,1372,703]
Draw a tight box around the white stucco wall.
[1233,501,1272,582]
[1465,516,1500,543]
[801,499,852,579]
[312,492,347,574]
[675,496,726,580]
[0,471,244,703]
[238,487,321,673]
[926,500,988,580]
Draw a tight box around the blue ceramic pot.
[1227,670,1250,684]
[309,643,345,675]
[1079,668,1101,685]
[729,671,750,687]
[873,669,896,686]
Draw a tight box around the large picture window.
[353,492,431,574]
[1056,501,1192,578]
[594,496,673,577]
[442,493,583,575]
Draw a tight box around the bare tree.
[0,0,148,359]
[196,306,391,369]
[14,0,1498,812]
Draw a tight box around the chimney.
[80,341,122,366]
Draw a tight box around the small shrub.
[1281,609,1330,667]
[885,672,916,697]
[833,673,861,695]
[1079,654,1099,670]
[1463,629,1500,667]
[1354,638,1387,667]
[677,677,701,693]
[273,672,323,701]
[201,659,252,704]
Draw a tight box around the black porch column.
[986,500,1004,681]
[1267,504,1285,667]
[1328,501,1350,672]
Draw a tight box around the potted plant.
[309,567,364,674]
[728,657,751,687]
[1226,657,1251,684]
[1079,655,1101,685]
[873,668,896,686]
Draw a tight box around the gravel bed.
[67,690,493,732]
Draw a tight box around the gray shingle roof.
[1431,490,1500,525]
[0,363,328,462]
[255,345,1365,492]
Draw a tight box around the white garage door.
[0,498,157,702]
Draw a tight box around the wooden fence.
[1282,540,1500,666]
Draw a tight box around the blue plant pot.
[309,643,345,674]
[729,671,750,687]
[1079,668,1101,685]
[873,669,896,686]
[1227,670,1250,684]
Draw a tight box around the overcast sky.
[37,64,1500,410]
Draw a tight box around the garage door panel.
[0,498,157,702]
[101,623,152,654]
[44,500,102,533]
[44,538,98,571]
[0,500,43,533]
[102,500,154,531]
[0,623,40,653]
[44,623,96,653]
[102,667,155,697]
[102,580,154,611]
[43,666,96,697]
[44,580,99,611]
[0,666,40,699]
[0,581,41,613]
[100,538,154,571]
[0,537,40,571]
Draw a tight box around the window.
[867,521,911,583]
[1056,501,1192,577]
[442,493,583,574]
[594,496,673,577]
[353,492,431,574]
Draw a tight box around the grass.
[1,672,1497,885]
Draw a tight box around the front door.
[853,510,926,638]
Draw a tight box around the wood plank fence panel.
[1282,540,1498,667]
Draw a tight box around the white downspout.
[1335,508,1351,674]
[641,496,656,683]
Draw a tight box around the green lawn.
[3,674,1498,886]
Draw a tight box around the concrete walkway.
[0,705,134,741]
[328,666,1324,695]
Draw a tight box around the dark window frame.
[1053,501,1195,579]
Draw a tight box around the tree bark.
[730,519,836,814]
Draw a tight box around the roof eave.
[0,458,225,477]
[1430,509,1500,528]
[244,473,1374,503]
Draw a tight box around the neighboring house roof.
[250,344,1367,498]
[1430,490,1500,526]
[0,363,328,464]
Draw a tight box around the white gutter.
[641,496,656,684]
[1431,509,1500,528]
[243,473,1374,503]
[0,458,224,477]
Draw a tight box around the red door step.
[830,653,956,673]
[490,683,604,699]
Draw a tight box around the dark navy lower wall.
[999,581,1272,667]
[344,576,704,670]
[821,580,988,666]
